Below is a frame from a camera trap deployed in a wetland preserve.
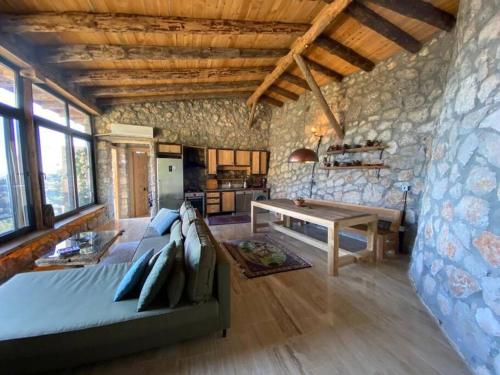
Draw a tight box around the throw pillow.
[184,219,216,303]
[179,200,193,217]
[167,246,186,308]
[181,207,197,237]
[114,249,154,302]
[150,208,180,235]
[137,241,177,312]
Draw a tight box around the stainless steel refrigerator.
[157,157,184,210]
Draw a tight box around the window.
[0,116,29,237]
[33,84,95,218]
[33,85,66,126]
[73,138,94,206]
[69,105,91,134]
[0,62,17,108]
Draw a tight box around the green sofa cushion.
[137,242,176,312]
[171,219,183,248]
[184,219,216,303]
[179,200,192,217]
[167,246,186,308]
[181,208,197,237]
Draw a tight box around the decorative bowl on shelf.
[293,197,305,207]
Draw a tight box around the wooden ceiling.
[0,0,459,111]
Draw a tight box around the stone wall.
[267,31,454,248]
[410,0,500,373]
[94,98,271,219]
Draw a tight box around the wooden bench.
[303,199,402,257]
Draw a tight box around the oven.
[184,192,205,217]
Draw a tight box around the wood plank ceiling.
[0,0,459,110]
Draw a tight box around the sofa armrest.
[214,244,231,330]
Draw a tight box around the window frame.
[33,84,96,221]
[0,57,34,243]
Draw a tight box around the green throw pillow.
[137,241,176,312]
[167,246,186,308]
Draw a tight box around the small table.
[251,199,378,276]
[35,230,123,268]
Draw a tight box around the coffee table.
[35,230,124,267]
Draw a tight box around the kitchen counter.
[203,187,269,192]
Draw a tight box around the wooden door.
[251,151,261,174]
[260,151,268,174]
[111,147,120,219]
[130,150,149,217]
[207,149,217,175]
[221,191,235,212]
[217,149,234,166]
[235,150,251,166]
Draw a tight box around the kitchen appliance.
[235,190,253,213]
[157,157,184,210]
[185,192,205,217]
[252,189,270,213]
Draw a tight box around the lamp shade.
[287,148,319,163]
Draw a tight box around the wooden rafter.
[246,101,258,128]
[303,57,343,81]
[294,54,343,138]
[314,35,375,71]
[43,44,288,64]
[88,81,262,97]
[98,92,253,107]
[268,85,300,101]
[67,66,274,85]
[345,1,422,53]
[247,0,352,107]
[0,12,309,36]
[261,95,284,107]
[279,73,311,91]
[366,0,456,31]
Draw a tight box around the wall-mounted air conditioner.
[108,123,154,138]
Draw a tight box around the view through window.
[73,138,94,206]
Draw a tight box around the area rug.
[208,214,251,226]
[222,235,312,278]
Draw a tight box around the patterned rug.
[222,235,312,278]
[208,214,251,226]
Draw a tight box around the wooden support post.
[293,54,343,139]
[328,223,340,276]
[247,101,257,128]
[22,79,44,229]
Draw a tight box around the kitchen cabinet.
[157,143,182,156]
[206,192,220,214]
[251,151,268,175]
[235,150,251,166]
[221,191,235,212]
[217,149,234,166]
[207,149,217,175]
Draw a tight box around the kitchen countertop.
[203,187,269,192]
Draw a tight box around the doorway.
[128,147,150,217]
[111,147,120,219]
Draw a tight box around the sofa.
[0,204,231,375]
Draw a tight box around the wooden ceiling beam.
[268,85,300,101]
[247,0,352,107]
[43,44,288,64]
[294,54,343,138]
[0,12,309,36]
[279,73,311,91]
[261,95,284,107]
[366,0,456,31]
[345,1,422,53]
[88,81,262,98]
[314,35,375,71]
[98,92,253,107]
[67,66,274,86]
[303,57,343,81]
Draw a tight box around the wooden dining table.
[251,199,378,276]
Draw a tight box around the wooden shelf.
[319,165,389,170]
[326,146,386,155]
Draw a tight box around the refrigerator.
[157,157,184,210]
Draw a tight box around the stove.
[184,191,205,217]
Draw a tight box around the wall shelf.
[326,145,386,155]
[319,165,389,171]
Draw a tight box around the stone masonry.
[267,31,454,249]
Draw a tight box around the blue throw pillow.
[150,209,180,235]
[137,242,177,312]
[114,249,154,302]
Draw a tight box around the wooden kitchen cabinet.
[207,149,217,175]
[221,191,235,212]
[235,150,251,166]
[251,150,269,174]
[217,149,234,166]
[157,143,182,155]
[206,191,220,214]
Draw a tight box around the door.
[207,149,217,175]
[130,150,149,217]
[235,150,251,166]
[217,149,234,166]
[111,147,120,219]
[221,191,235,212]
[260,151,268,174]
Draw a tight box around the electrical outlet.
[400,183,410,192]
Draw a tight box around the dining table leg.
[327,223,340,276]
[251,203,257,234]
[367,219,379,261]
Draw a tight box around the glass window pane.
[0,62,17,108]
[0,116,29,237]
[33,85,67,126]
[69,105,91,134]
[73,138,94,206]
[39,127,75,216]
